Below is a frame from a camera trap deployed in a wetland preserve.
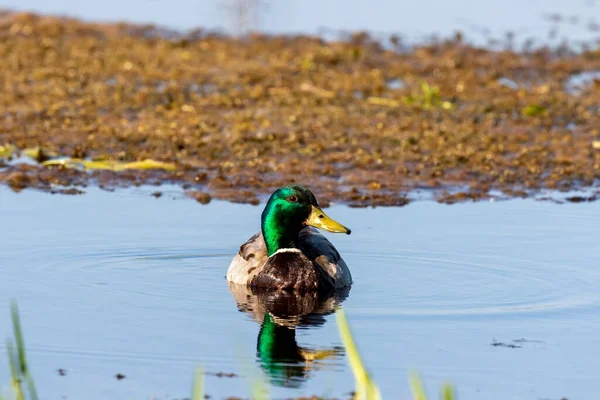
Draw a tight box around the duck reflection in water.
[228,282,351,388]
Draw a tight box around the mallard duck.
[226,185,352,292]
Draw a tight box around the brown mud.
[1,12,600,206]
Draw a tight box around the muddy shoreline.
[1,12,600,206]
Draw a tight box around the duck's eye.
[287,195,298,203]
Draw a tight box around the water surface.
[1,187,599,399]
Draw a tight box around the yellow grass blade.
[0,144,17,158]
[42,158,176,171]
[409,370,455,400]
[191,367,204,400]
[441,382,455,400]
[409,371,428,400]
[335,308,381,400]
[22,147,58,161]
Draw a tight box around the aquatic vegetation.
[12,145,176,171]
[1,12,599,205]
[521,104,547,117]
[0,145,17,159]
[335,308,381,400]
[191,367,204,400]
[22,148,58,163]
[41,158,176,172]
[409,371,455,400]
[404,82,453,110]
[250,372,270,400]
[4,301,37,400]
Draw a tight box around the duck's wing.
[226,231,268,285]
[297,227,353,288]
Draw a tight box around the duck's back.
[250,249,324,292]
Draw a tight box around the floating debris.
[491,339,522,349]
[522,104,547,117]
[207,371,238,378]
[0,144,17,159]
[23,148,58,163]
[41,158,176,172]
[186,190,212,204]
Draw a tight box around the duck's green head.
[261,185,351,256]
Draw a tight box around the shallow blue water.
[1,186,600,399]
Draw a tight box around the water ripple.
[347,249,600,317]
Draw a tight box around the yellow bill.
[305,205,351,234]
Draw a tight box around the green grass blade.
[10,301,27,375]
[8,300,38,400]
[441,382,455,400]
[6,339,18,383]
[191,367,204,400]
[335,308,381,400]
[25,372,39,400]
